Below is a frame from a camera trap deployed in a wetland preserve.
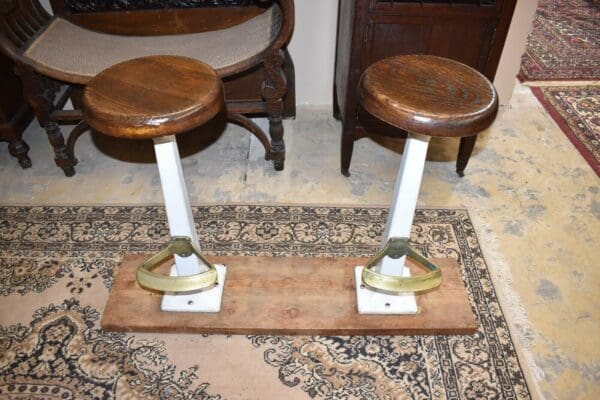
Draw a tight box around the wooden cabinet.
[0,53,34,169]
[335,0,516,176]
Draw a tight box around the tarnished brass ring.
[361,237,442,294]
[136,236,218,293]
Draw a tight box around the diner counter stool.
[355,55,498,313]
[82,55,227,312]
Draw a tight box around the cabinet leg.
[333,84,341,120]
[341,130,355,177]
[456,135,477,177]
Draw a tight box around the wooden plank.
[101,255,477,335]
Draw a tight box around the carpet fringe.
[523,80,600,87]
[467,210,546,400]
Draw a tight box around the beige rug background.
[0,205,531,399]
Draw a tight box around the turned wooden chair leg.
[456,135,477,177]
[262,49,287,171]
[45,121,76,176]
[15,64,77,176]
[267,101,285,171]
[8,138,32,169]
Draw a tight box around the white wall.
[493,0,538,106]
[287,0,339,106]
[290,0,536,107]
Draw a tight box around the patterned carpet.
[521,0,600,175]
[0,205,531,399]
[531,86,600,176]
[519,0,600,82]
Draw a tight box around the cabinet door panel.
[363,16,497,73]
[364,20,431,65]
[359,19,431,121]
[428,19,496,72]
[368,0,500,14]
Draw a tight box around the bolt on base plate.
[161,264,227,312]
[354,266,418,315]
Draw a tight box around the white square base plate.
[161,264,227,312]
[355,266,419,315]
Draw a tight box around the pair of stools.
[84,54,497,323]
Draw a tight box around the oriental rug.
[519,0,600,82]
[531,85,600,176]
[0,205,531,399]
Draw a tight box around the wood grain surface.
[67,7,266,36]
[359,55,498,138]
[101,254,477,335]
[82,55,223,139]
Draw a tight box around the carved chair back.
[0,0,295,176]
[0,0,50,60]
[1,0,294,80]
[50,0,269,35]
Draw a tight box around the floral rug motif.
[0,205,531,399]
[519,0,600,82]
[531,85,600,176]
[0,299,217,399]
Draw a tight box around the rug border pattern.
[530,86,600,176]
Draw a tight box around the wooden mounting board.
[101,254,477,335]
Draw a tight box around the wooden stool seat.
[82,55,223,139]
[359,55,498,138]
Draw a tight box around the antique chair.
[0,0,294,176]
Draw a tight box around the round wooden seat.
[359,55,498,138]
[82,55,223,139]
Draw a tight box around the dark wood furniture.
[48,0,296,121]
[359,55,498,139]
[0,52,33,168]
[0,0,294,176]
[335,0,516,176]
[82,56,224,140]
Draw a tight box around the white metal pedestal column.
[355,133,431,314]
[153,136,226,312]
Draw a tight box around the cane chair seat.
[0,0,293,176]
[23,3,282,84]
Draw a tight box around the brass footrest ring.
[136,236,218,293]
[362,237,442,294]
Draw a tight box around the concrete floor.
[0,82,598,400]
